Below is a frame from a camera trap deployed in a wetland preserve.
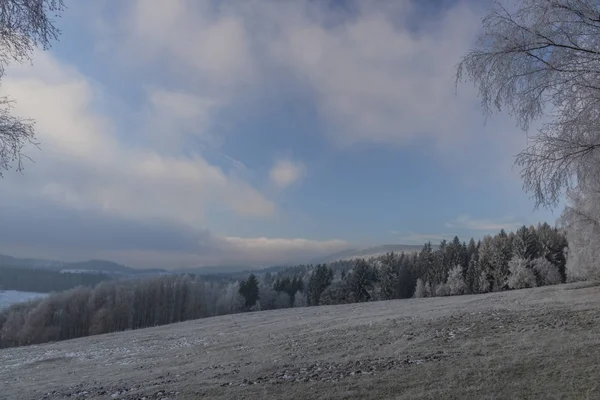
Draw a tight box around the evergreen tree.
[319,281,351,305]
[466,238,478,262]
[307,264,333,306]
[414,278,426,298]
[512,225,539,261]
[346,259,378,302]
[466,253,480,294]
[239,274,260,309]
[478,235,494,292]
[490,230,512,291]
[433,240,448,285]
[537,223,568,282]
[417,242,436,284]
[380,253,400,300]
[397,253,418,299]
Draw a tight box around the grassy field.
[2,282,600,399]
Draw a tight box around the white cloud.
[113,1,494,150]
[214,235,348,265]
[269,159,306,188]
[80,234,349,268]
[1,52,275,229]
[269,2,484,148]
[122,0,255,88]
[0,224,349,268]
[447,215,522,232]
[148,88,221,121]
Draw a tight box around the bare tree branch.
[457,0,600,208]
[0,0,64,176]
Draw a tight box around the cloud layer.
[270,159,306,188]
[0,0,547,268]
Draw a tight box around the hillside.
[0,254,166,276]
[2,282,599,399]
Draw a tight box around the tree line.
[237,222,567,309]
[0,223,567,349]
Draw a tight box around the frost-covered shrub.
[478,271,490,293]
[275,292,291,309]
[531,257,562,286]
[414,279,426,298]
[319,281,352,305]
[507,257,537,289]
[434,283,450,297]
[424,281,432,297]
[447,265,467,295]
[560,183,600,281]
[292,290,307,307]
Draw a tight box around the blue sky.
[0,0,560,268]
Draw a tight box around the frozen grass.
[1,282,600,399]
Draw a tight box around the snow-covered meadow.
[1,282,600,399]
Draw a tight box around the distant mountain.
[0,254,168,276]
[315,244,426,264]
[0,254,63,269]
[0,244,429,279]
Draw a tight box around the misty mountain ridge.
[312,244,427,264]
[0,244,426,276]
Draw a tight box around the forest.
[0,222,567,349]
[0,266,110,293]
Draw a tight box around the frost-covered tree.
[560,171,600,280]
[257,284,276,310]
[531,257,562,286]
[466,238,478,264]
[0,0,65,176]
[434,282,450,297]
[458,0,600,207]
[414,278,426,298]
[307,264,333,306]
[447,265,467,296]
[536,222,568,282]
[507,257,537,289]
[417,242,436,284]
[319,281,351,305]
[478,271,491,293]
[458,0,600,278]
[346,259,379,302]
[216,282,244,315]
[477,235,494,291]
[424,281,432,298]
[512,225,539,261]
[292,290,307,307]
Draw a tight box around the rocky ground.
[2,282,600,399]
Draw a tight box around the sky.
[0,0,561,269]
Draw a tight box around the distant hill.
[0,254,167,276]
[315,244,426,264]
[0,254,63,269]
[0,244,429,279]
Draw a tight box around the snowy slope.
[1,282,599,399]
